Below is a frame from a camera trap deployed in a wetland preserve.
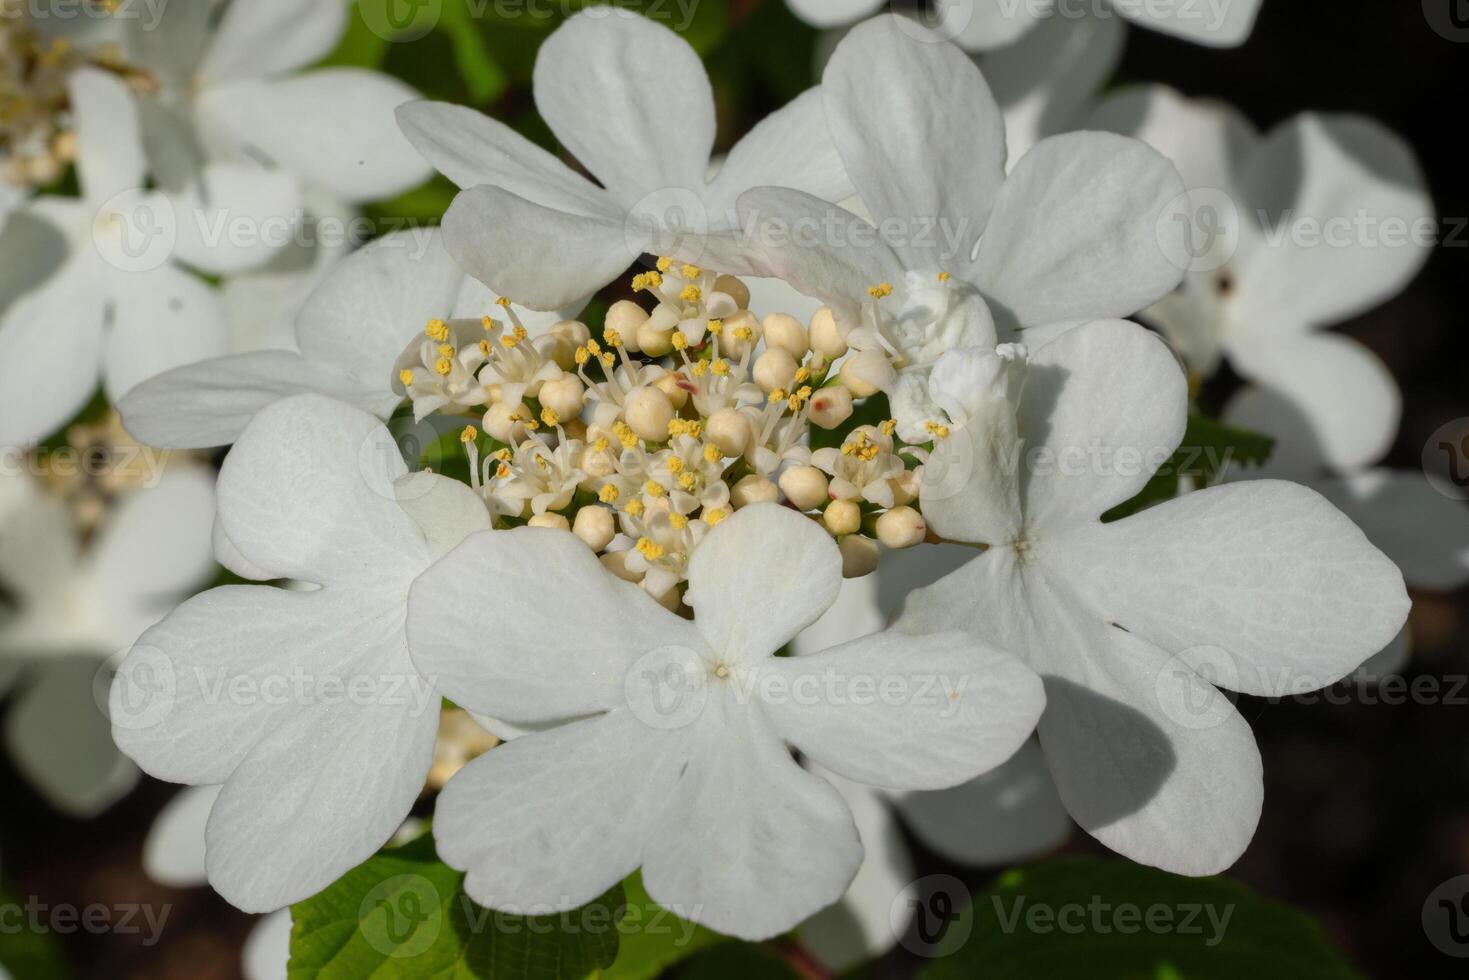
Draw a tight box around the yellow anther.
[691,360,709,378]
[867,282,894,299]
[797,385,813,400]
[426,319,449,341]
[925,421,951,440]
[710,359,730,377]
[632,271,663,292]
[479,339,491,356]
[794,366,811,383]
[600,352,616,369]
[626,499,645,518]
[575,346,591,365]
[671,330,688,351]
[460,425,478,444]
[593,436,610,453]
[937,271,951,282]
[613,422,639,449]
[677,472,697,491]
[513,325,528,342]
[732,326,754,343]
[437,343,456,357]
[679,285,702,303]
[636,537,665,561]
[680,264,702,279]
[703,443,722,464]
[500,333,519,348]
[656,256,673,273]
[481,316,496,331]
[666,457,685,474]
[768,389,788,404]
[493,448,512,462]
[541,407,561,427]
[787,393,802,411]
[398,369,415,386]
[435,357,454,376]
[524,419,541,431]
[599,483,620,504]
[496,297,513,308]
[496,462,511,479]
[669,513,689,530]
[704,507,729,526]
[708,319,723,335]
[586,338,602,355]
[645,481,667,498]
[880,419,898,436]
[603,328,623,348]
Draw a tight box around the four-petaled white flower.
[406,503,1045,940]
[110,395,489,911]
[397,8,852,311]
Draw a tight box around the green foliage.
[1104,415,1275,522]
[920,858,1360,980]
[601,872,721,980]
[0,887,70,979]
[289,834,624,979]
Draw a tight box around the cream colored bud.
[779,465,830,511]
[809,307,847,359]
[838,534,880,578]
[714,274,750,310]
[547,320,591,369]
[706,407,751,457]
[638,305,678,356]
[484,402,527,443]
[839,349,896,398]
[606,300,649,352]
[573,505,616,551]
[539,373,585,420]
[653,583,683,613]
[876,506,927,550]
[720,310,762,358]
[890,469,919,506]
[579,444,616,482]
[823,498,862,537]
[731,474,779,509]
[807,386,854,430]
[753,347,799,394]
[761,313,809,359]
[624,386,675,443]
[653,371,690,409]
[529,512,570,531]
[600,549,643,583]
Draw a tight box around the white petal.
[785,0,884,28]
[685,504,842,664]
[1232,114,1432,329]
[1227,332,1400,473]
[393,472,491,559]
[242,910,293,980]
[943,0,1047,50]
[972,133,1187,329]
[1018,319,1188,530]
[199,0,347,82]
[895,738,1072,865]
[144,785,222,887]
[1122,0,1262,47]
[198,70,432,203]
[442,186,634,311]
[822,15,1006,267]
[1057,480,1411,696]
[69,68,145,204]
[103,264,230,400]
[119,351,399,450]
[533,9,711,203]
[705,87,854,215]
[438,710,673,912]
[1315,470,1469,592]
[1085,84,1258,194]
[642,700,862,941]
[169,162,304,275]
[407,527,703,724]
[760,629,1044,790]
[215,395,428,584]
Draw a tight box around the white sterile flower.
[739,16,1188,436]
[1087,86,1434,471]
[811,423,905,508]
[109,395,490,912]
[941,0,1263,52]
[117,0,429,273]
[896,319,1410,875]
[396,8,852,311]
[0,68,229,452]
[119,229,565,449]
[406,504,1045,940]
[0,464,215,816]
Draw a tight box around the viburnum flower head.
[110,395,490,911]
[739,15,1190,441]
[897,319,1410,875]
[407,504,1046,940]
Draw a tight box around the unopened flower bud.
[653,371,690,409]
[809,307,847,359]
[547,320,591,370]
[890,469,919,506]
[573,505,616,551]
[762,313,808,359]
[720,311,761,359]
[753,347,799,394]
[876,506,927,550]
[539,373,585,420]
[823,498,862,537]
[484,402,527,443]
[606,300,649,353]
[807,386,854,430]
[706,407,751,457]
[653,583,683,613]
[529,512,570,531]
[839,349,896,398]
[779,465,830,511]
[731,474,779,509]
[638,306,678,356]
[624,386,675,443]
[600,549,643,583]
[839,534,880,578]
[710,274,747,309]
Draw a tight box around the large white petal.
[199,0,347,82]
[533,9,712,203]
[822,15,1006,268]
[1085,85,1258,194]
[69,68,145,204]
[103,264,231,400]
[642,697,862,941]
[685,504,842,664]
[943,0,1048,50]
[1018,319,1188,531]
[704,87,854,216]
[407,527,704,724]
[761,630,1043,790]
[785,0,884,29]
[144,784,221,887]
[197,70,432,202]
[242,910,292,980]
[972,133,1187,329]
[1057,480,1411,696]
[1121,0,1262,48]
[169,162,304,275]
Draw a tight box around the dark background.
[1,1,1466,977]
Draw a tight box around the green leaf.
[670,942,800,980]
[289,835,623,979]
[0,887,70,979]
[602,872,721,980]
[1103,415,1274,522]
[919,858,1360,980]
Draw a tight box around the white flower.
[1086,86,1434,471]
[0,463,215,815]
[0,69,230,451]
[110,395,490,911]
[406,504,1045,940]
[896,319,1409,875]
[118,229,565,449]
[739,16,1187,433]
[939,0,1263,51]
[396,8,852,311]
